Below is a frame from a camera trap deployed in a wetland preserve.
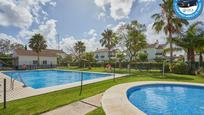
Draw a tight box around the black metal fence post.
[113,63,116,82]
[79,72,83,96]
[3,79,6,109]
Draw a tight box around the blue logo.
[173,0,203,20]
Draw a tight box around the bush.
[138,53,148,62]
[195,67,204,76]
[170,62,189,74]
[69,61,170,71]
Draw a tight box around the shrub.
[195,67,204,76]
[170,62,189,74]
[138,53,148,62]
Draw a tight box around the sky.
[0,0,204,53]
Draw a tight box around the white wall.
[142,48,157,61]
[184,53,204,62]
[94,51,116,62]
[94,52,109,62]
[17,56,57,65]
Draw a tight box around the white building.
[94,48,116,62]
[184,53,204,62]
[13,49,66,68]
[141,41,167,61]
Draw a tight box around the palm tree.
[74,41,86,63]
[173,22,204,70]
[196,30,204,65]
[29,34,47,66]
[152,0,188,63]
[100,29,118,62]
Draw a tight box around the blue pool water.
[127,84,204,115]
[3,70,111,89]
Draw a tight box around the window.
[33,60,38,65]
[101,55,105,58]
[43,60,47,65]
[95,55,99,59]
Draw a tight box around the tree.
[152,0,188,63]
[100,29,118,62]
[173,22,204,71]
[116,20,147,72]
[29,34,47,66]
[116,52,125,69]
[84,52,95,62]
[196,31,204,65]
[139,53,148,62]
[10,43,24,52]
[74,41,86,65]
[125,21,147,63]
[25,45,28,50]
[0,39,11,54]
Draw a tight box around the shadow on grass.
[159,75,194,81]
[128,70,195,81]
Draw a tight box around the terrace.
[0,67,204,115]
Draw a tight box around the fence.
[0,79,6,109]
[16,64,57,70]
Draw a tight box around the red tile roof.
[15,49,65,57]
[95,48,116,53]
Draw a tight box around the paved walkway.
[42,93,103,115]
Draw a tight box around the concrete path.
[42,93,103,115]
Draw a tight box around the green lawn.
[86,107,105,115]
[0,67,204,115]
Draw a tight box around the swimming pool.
[3,70,112,89]
[127,84,204,115]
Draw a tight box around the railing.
[17,73,26,87]
[0,79,6,109]
[10,74,15,90]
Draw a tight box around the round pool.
[127,84,204,115]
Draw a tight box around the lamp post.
[79,72,83,96]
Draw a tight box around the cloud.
[98,12,106,20]
[0,0,55,29]
[0,0,33,29]
[0,33,23,44]
[138,0,156,3]
[94,0,135,20]
[109,22,166,44]
[108,22,126,32]
[49,2,57,7]
[60,36,101,53]
[145,23,166,44]
[19,19,58,49]
[94,0,108,11]
[61,29,101,53]
[88,29,97,37]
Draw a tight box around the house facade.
[141,41,167,61]
[94,48,116,62]
[184,53,204,62]
[13,49,66,68]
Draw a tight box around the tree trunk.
[108,38,111,63]
[169,31,173,63]
[189,48,195,74]
[128,56,132,73]
[199,52,203,66]
[37,53,40,68]
[189,48,195,63]
[187,48,190,62]
[108,49,111,63]
[119,61,122,69]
